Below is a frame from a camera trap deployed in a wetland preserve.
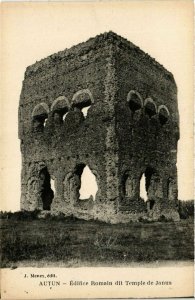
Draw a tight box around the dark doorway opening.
[145,167,155,192]
[149,200,155,210]
[39,167,54,210]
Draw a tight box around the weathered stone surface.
[19,31,180,223]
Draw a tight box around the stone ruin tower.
[19,32,180,223]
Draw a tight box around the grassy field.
[1,216,194,268]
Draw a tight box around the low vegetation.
[0,202,194,268]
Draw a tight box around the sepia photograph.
[0,1,194,298]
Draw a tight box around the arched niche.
[158,105,170,125]
[127,90,143,112]
[167,177,176,201]
[71,89,94,118]
[27,162,54,211]
[51,96,70,124]
[32,103,49,132]
[144,98,157,118]
[121,171,137,198]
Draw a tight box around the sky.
[0,1,193,211]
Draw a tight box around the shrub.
[178,200,194,219]
[0,210,40,220]
[0,211,12,219]
[158,215,170,222]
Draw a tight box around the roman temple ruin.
[19,32,180,223]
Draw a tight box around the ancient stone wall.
[19,32,180,223]
[113,43,179,220]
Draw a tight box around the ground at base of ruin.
[1,217,194,268]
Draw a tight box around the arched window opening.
[53,108,69,124]
[129,94,142,112]
[33,114,48,132]
[158,106,169,125]
[32,103,49,132]
[79,165,98,200]
[39,167,54,210]
[73,100,91,119]
[51,96,70,125]
[144,99,157,118]
[127,91,143,113]
[72,89,93,119]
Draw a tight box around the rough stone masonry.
[19,32,180,223]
